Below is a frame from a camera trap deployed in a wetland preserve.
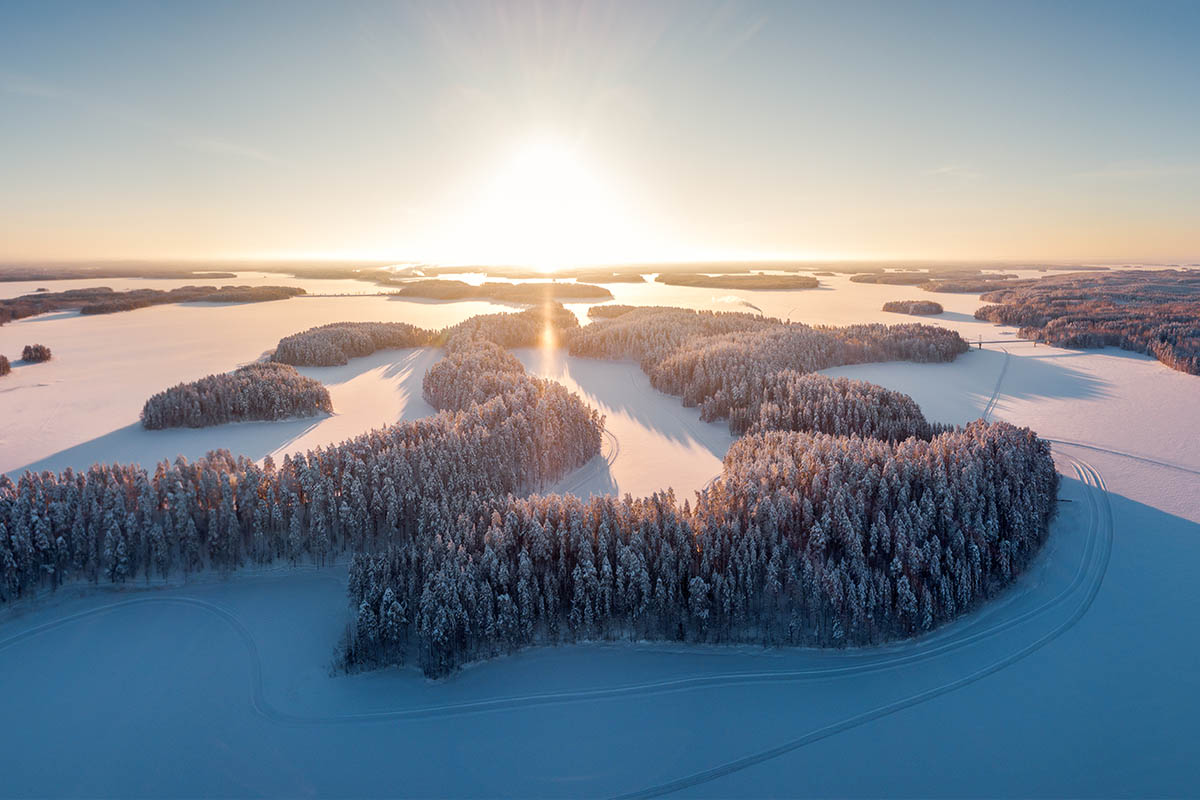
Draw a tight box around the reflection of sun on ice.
[450,136,660,271]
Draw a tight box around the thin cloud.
[927,165,984,179]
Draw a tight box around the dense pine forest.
[975,269,1200,374]
[729,371,956,439]
[1,303,1057,678]
[345,420,1055,676]
[141,363,333,429]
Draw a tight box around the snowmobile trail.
[613,456,1113,798]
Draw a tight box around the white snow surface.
[1,276,1198,795]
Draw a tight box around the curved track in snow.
[614,456,1113,797]
[552,426,620,496]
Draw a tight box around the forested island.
[272,322,433,366]
[655,273,819,290]
[388,279,613,302]
[849,272,929,285]
[883,300,944,315]
[0,285,304,326]
[141,363,333,429]
[0,303,1056,679]
[975,269,1200,374]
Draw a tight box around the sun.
[444,135,660,271]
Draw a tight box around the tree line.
[140,362,333,429]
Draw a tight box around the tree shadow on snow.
[515,349,734,454]
[9,416,330,478]
[294,347,439,389]
[7,349,445,478]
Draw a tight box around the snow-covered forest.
[569,306,968,424]
[0,305,601,600]
[140,362,333,429]
[1,303,1056,680]
[975,269,1200,374]
[729,371,956,439]
[271,321,433,366]
[343,419,1055,676]
[883,299,944,315]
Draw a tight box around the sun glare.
[445,136,660,271]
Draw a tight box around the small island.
[141,362,333,429]
[883,299,944,315]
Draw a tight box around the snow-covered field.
[1,275,1197,795]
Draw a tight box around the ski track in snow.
[552,427,620,496]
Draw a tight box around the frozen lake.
[0,274,1197,795]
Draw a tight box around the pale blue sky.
[2,0,1198,264]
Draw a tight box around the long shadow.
[933,310,979,324]
[9,348,444,479]
[22,309,82,323]
[9,417,329,478]
[996,348,1113,403]
[540,343,1115,448]
[293,348,437,387]
[515,349,732,453]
